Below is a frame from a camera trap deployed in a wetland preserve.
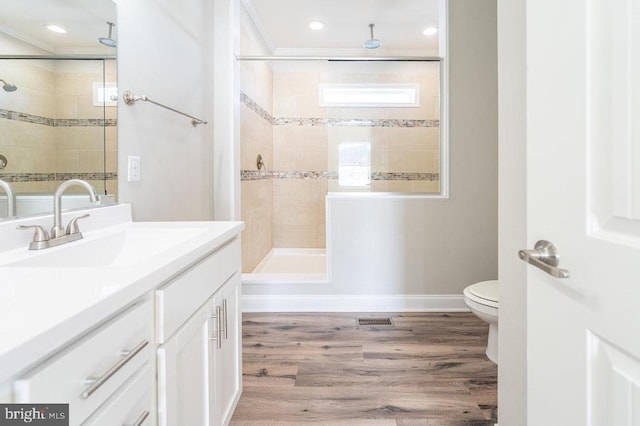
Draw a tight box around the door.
[157,303,212,426]
[209,273,242,426]
[526,0,640,424]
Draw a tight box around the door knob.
[518,240,570,278]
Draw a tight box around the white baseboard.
[242,294,469,313]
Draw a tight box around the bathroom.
[1,0,637,425]
[3,2,497,422]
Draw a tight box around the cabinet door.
[210,273,241,426]
[157,303,213,426]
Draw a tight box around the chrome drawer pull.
[81,340,149,399]
[216,305,223,349]
[208,311,218,343]
[125,410,149,426]
[222,299,228,340]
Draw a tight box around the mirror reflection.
[0,0,117,220]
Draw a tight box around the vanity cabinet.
[156,238,242,426]
[12,300,154,425]
[211,273,241,426]
[0,216,243,426]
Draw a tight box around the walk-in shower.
[238,56,442,284]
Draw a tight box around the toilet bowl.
[463,280,499,364]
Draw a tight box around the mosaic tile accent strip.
[240,92,275,124]
[272,117,439,128]
[241,170,272,180]
[0,109,54,126]
[240,170,439,182]
[0,173,55,182]
[240,92,439,128]
[0,109,117,127]
[272,171,336,180]
[372,172,439,181]
[0,172,117,183]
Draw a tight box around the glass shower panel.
[270,60,329,249]
[325,60,441,194]
[0,58,116,204]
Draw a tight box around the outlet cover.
[127,156,141,182]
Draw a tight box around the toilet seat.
[464,280,499,308]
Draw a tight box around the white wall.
[243,0,498,311]
[497,0,528,423]
[117,0,215,221]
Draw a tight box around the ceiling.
[0,0,440,56]
[244,0,441,55]
[0,0,116,55]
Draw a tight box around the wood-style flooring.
[230,312,497,425]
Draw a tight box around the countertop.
[0,204,243,383]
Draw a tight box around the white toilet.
[463,280,499,364]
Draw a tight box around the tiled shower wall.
[0,59,117,195]
[239,10,440,272]
[240,8,273,272]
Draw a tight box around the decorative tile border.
[0,172,117,183]
[272,117,439,128]
[0,173,55,182]
[240,92,439,128]
[241,170,439,182]
[240,92,274,124]
[0,109,117,127]
[240,170,271,180]
[372,172,439,181]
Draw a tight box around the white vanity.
[0,204,244,426]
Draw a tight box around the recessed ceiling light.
[46,25,67,34]
[423,27,438,36]
[308,21,325,30]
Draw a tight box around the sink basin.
[4,226,207,267]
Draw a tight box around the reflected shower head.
[363,23,382,49]
[98,22,117,48]
[0,79,17,92]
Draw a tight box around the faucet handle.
[65,213,90,235]
[17,225,50,242]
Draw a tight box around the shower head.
[98,22,117,48]
[363,23,382,49]
[0,79,17,92]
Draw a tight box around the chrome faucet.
[17,179,98,250]
[0,179,16,218]
[52,179,98,238]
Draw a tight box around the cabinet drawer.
[82,364,152,426]
[14,300,152,424]
[155,237,239,343]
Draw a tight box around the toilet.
[463,280,499,364]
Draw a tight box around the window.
[319,84,420,108]
[338,143,371,187]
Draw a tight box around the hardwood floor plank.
[230,420,397,426]
[243,341,364,362]
[233,387,486,422]
[242,361,299,387]
[232,313,498,424]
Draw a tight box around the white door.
[526,0,640,424]
[215,274,242,426]
[157,303,212,426]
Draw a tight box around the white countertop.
[0,204,243,383]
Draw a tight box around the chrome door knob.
[519,240,570,278]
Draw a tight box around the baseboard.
[241,294,469,313]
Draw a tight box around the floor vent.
[358,318,393,326]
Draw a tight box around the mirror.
[0,0,117,220]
